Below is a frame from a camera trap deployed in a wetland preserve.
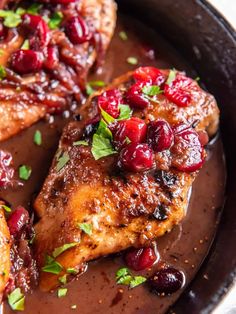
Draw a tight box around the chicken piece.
[0,203,10,301]
[0,0,117,141]
[34,68,219,291]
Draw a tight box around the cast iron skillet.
[117,0,236,313]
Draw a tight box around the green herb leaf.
[116,268,130,279]
[117,104,132,121]
[42,260,63,274]
[117,275,133,285]
[19,165,32,181]
[57,288,67,298]
[119,31,128,41]
[34,130,42,146]
[48,11,63,30]
[78,223,92,236]
[73,140,89,146]
[142,85,163,96]
[56,151,70,172]
[52,243,78,258]
[58,274,67,285]
[15,7,26,15]
[195,76,200,82]
[127,57,138,65]
[125,137,131,144]
[85,84,94,96]
[1,204,11,213]
[46,255,54,264]
[166,69,176,86]
[8,288,25,311]
[26,3,42,15]
[0,65,6,80]
[89,80,105,88]
[91,133,116,160]
[71,305,77,310]
[100,108,115,124]
[129,276,147,288]
[96,119,113,140]
[21,39,30,50]
[0,10,22,28]
[66,268,78,275]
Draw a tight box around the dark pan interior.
[117,0,236,313]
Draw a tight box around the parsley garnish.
[89,80,105,88]
[166,69,176,86]
[0,10,22,28]
[19,165,32,181]
[78,223,92,236]
[27,3,42,15]
[195,76,200,82]
[56,151,70,172]
[66,268,78,275]
[1,204,11,213]
[8,288,25,311]
[57,288,67,298]
[142,85,163,96]
[73,140,89,146]
[117,104,132,120]
[116,268,146,289]
[42,260,62,274]
[91,133,116,160]
[127,57,138,65]
[119,31,128,41]
[100,108,115,124]
[21,39,30,50]
[129,276,147,288]
[48,11,63,30]
[0,66,6,80]
[52,243,78,258]
[34,130,42,146]
[85,84,94,96]
[59,274,67,285]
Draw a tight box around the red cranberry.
[0,151,14,188]
[66,16,91,45]
[125,247,157,271]
[164,75,193,107]
[133,67,165,85]
[11,50,43,74]
[147,120,174,152]
[110,117,147,150]
[7,206,29,238]
[126,81,150,109]
[98,89,122,119]
[172,124,204,172]
[23,14,49,50]
[118,143,154,172]
[148,267,184,295]
[44,46,59,70]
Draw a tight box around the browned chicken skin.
[0,0,117,141]
[34,69,219,291]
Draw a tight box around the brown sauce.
[1,14,226,314]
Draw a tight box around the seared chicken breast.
[34,67,219,291]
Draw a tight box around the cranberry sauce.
[1,14,225,314]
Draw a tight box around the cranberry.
[0,151,14,188]
[118,143,154,172]
[110,117,147,150]
[125,247,157,271]
[172,124,204,172]
[44,46,59,70]
[133,67,165,85]
[98,89,122,119]
[66,16,91,45]
[22,14,49,50]
[11,50,43,74]
[147,120,174,152]
[7,206,29,238]
[164,75,194,107]
[126,81,150,109]
[148,267,184,295]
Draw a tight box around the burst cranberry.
[44,46,59,70]
[98,89,122,119]
[11,50,43,74]
[164,74,194,107]
[66,16,91,45]
[133,67,165,85]
[149,267,184,295]
[0,151,14,188]
[118,143,154,172]
[22,14,49,50]
[7,206,29,238]
[125,247,157,271]
[147,120,174,152]
[126,81,150,109]
[110,117,147,150]
[172,124,204,172]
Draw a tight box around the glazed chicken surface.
[0,0,117,141]
[34,67,219,291]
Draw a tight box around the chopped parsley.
[100,108,115,124]
[85,84,94,96]
[119,31,128,41]
[126,57,138,65]
[26,3,42,15]
[129,276,147,288]
[166,69,176,86]
[42,260,63,275]
[1,204,11,213]
[58,274,67,285]
[116,268,146,289]
[34,130,42,146]
[78,223,92,236]
[117,104,132,120]
[91,133,116,160]
[195,76,200,82]
[52,243,78,258]
[48,11,63,30]
[56,151,70,172]
[8,288,25,311]
[142,85,163,96]
[0,66,6,80]
[0,10,22,28]
[21,39,30,50]
[57,288,67,298]
[19,165,32,181]
[89,80,105,88]
[73,140,89,146]
[66,268,78,275]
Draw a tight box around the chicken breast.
[34,68,219,291]
[0,0,117,141]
